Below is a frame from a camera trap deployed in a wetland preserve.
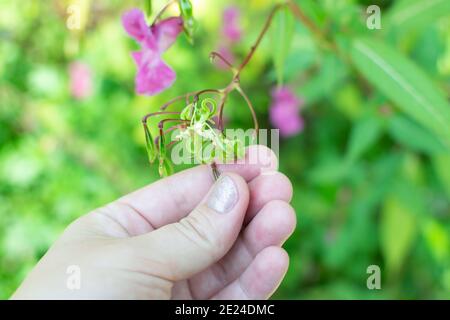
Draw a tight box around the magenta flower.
[122,9,183,96]
[269,86,304,137]
[222,6,242,43]
[69,61,93,100]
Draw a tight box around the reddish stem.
[153,0,177,23]
[193,89,222,103]
[154,123,187,146]
[217,95,228,131]
[157,118,188,151]
[235,86,259,133]
[234,3,285,78]
[160,89,221,111]
[210,51,235,71]
[142,111,180,124]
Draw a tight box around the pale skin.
[12,145,296,299]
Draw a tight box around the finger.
[189,200,296,299]
[245,172,293,224]
[127,173,250,281]
[112,145,278,233]
[212,246,289,300]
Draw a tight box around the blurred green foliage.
[1,0,450,299]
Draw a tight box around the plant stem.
[142,111,180,124]
[153,0,177,24]
[154,123,187,146]
[217,94,228,131]
[209,51,236,72]
[160,91,198,110]
[160,89,222,110]
[235,0,332,79]
[193,89,223,102]
[157,118,187,130]
[211,161,220,180]
[235,85,259,133]
[216,0,331,131]
[156,118,188,151]
[286,0,324,42]
[235,3,286,78]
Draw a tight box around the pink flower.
[269,86,304,137]
[69,61,92,100]
[222,6,242,43]
[122,9,183,96]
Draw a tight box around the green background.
[1,0,450,299]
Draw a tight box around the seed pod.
[158,157,174,177]
[144,122,157,163]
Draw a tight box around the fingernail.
[207,175,238,214]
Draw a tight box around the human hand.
[12,145,296,299]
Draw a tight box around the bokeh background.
[1,0,450,299]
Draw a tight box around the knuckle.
[175,207,221,257]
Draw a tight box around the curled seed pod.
[201,97,217,116]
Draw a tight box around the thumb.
[128,173,249,281]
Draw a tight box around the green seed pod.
[178,0,195,43]
[144,123,157,164]
[158,157,174,177]
[158,133,166,160]
[201,98,216,116]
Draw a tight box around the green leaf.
[380,195,417,275]
[158,157,173,177]
[178,0,195,43]
[350,38,450,148]
[298,53,347,105]
[387,0,450,33]
[432,153,450,198]
[346,116,383,163]
[388,115,449,154]
[271,7,294,85]
[144,123,157,164]
[422,219,449,263]
[144,0,152,17]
